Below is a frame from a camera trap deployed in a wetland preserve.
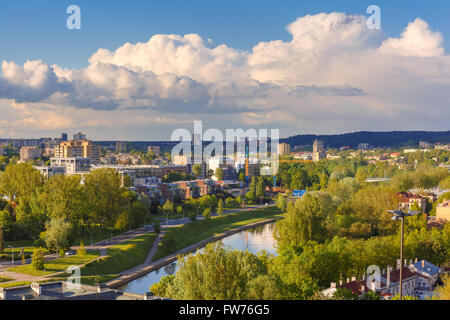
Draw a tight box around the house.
[321,259,442,300]
[397,192,427,212]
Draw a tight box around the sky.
[0,0,449,140]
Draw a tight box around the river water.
[119,222,278,294]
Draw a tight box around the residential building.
[176,179,216,199]
[278,143,291,156]
[73,132,87,141]
[419,141,432,149]
[173,155,190,166]
[436,200,450,221]
[147,145,161,156]
[54,140,101,164]
[50,157,91,175]
[20,146,42,162]
[34,166,66,178]
[115,141,127,153]
[322,259,442,300]
[358,143,372,150]
[397,192,427,212]
[313,140,326,162]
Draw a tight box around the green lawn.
[0,247,49,261]
[152,206,282,261]
[0,277,13,283]
[79,232,157,282]
[7,251,100,277]
[0,281,32,288]
[4,240,35,247]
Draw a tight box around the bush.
[78,240,86,256]
[32,248,46,271]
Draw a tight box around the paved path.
[0,203,272,286]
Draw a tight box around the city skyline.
[1,1,450,140]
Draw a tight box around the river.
[119,222,278,294]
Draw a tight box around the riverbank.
[106,212,282,289]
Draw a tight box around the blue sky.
[1,0,449,69]
[0,1,449,140]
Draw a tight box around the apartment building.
[148,145,161,156]
[50,157,91,175]
[116,141,127,153]
[54,140,101,164]
[278,143,291,156]
[397,192,427,212]
[20,146,43,162]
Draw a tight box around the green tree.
[215,167,224,180]
[32,248,46,271]
[192,164,203,177]
[202,207,211,220]
[332,288,358,300]
[275,194,287,211]
[217,199,224,215]
[78,240,86,256]
[0,163,44,202]
[0,227,3,253]
[44,218,73,251]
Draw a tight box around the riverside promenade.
[106,216,282,289]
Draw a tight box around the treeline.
[281,131,450,149]
[0,163,151,251]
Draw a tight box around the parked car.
[65,250,77,256]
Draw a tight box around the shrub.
[32,248,46,271]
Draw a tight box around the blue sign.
[292,190,306,197]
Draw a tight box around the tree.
[217,199,224,215]
[215,168,224,181]
[0,163,44,202]
[332,288,358,300]
[32,248,46,271]
[360,291,381,300]
[275,194,328,250]
[44,218,73,251]
[192,164,203,177]
[84,168,125,229]
[78,240,86,256]
[0,227,3,253]
[122,174,133,188]
[275,194,287,211]
[202,207,211,220]
[439,176,450,190]
[432,275,450,300]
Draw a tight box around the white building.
[321,259,442,300]
[34,166,66,178]
[50,157,91,175]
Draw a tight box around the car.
[65,250,77,256]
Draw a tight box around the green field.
[79,232,157,282]
[7,251,100,277]
[152,206,282,261]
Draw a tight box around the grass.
[152,206,282,261]
[4,240,35,247]
[0,277,13,283]
[0,247,49,261]
[7,251,100,277]
[79,232,157,282]
[0,281,32,288]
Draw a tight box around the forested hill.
[280,131,450,149]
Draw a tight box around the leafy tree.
[390,294,418,300]
[192,164,203,177]
[44,218,73,251]
[84,168,125,229]
[432,275,450,300]
[0,163,44,202]
[0,227,3,253]
[217,199,224,215]
[332,288,358,300]
[215,168,224,180]
[122,174,133,188]
[202,207,211,220]
[275,194,287,211]
[360,291,381,300]
[150,275,175,297]
[32,248,46,271]
[78,240,86,256]
[153,221,161,234]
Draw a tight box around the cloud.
[0,12,449,139]
[379,18,444,57]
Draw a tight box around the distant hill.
[280,131,450,149]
